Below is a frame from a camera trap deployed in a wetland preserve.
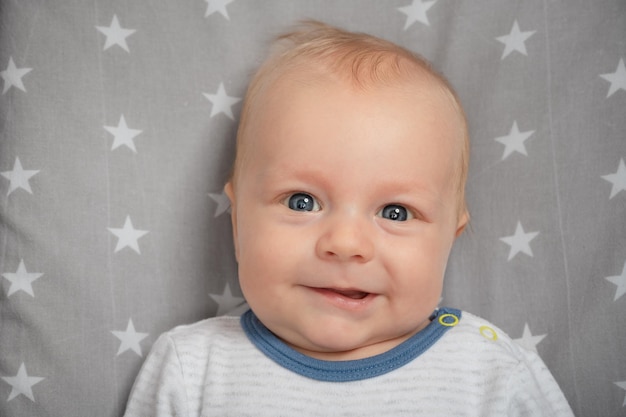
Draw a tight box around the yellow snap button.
[479,325,498,341]
[438,313,459,327]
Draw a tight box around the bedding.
[1,1,625,416]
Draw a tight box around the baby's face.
[226,72,467,360]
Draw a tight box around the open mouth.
[307,286,376,311]
[320,288,370,300]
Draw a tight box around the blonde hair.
[232,20,469,217]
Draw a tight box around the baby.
[124,21,573,416]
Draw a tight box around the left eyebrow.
[376,181,446,212]
[257,164,333,189]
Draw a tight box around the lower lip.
[307,287,378,311]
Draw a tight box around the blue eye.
[286,193,320,212]
[379,204,410,221]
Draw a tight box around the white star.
[494,121,535,160]
[513,323,546,353]
[204,0,235,20]
[397,0,437,29]
[1,157,40,196]
[107,216,149,254]
[615,381,626,407]
[605,261,626,302]
[1,57,32,94]
[103,115,143,152]
[500,221,539,261]
[209,191,231,217]
[1,363,44,402]
[210,283,246,316]
[2,260,43,297]
[111,319,149,356]
[496,20,536,59]
[602,158,626,199]
[96,15,136,52]
[600,58,626,98]
[203,83,241,120]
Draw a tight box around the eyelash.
[282,193,416,222]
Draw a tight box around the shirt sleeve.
[123,333,189,417]
[506,347,574,417]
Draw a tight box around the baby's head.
[225,21,470,360]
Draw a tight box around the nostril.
[319,244,371,263]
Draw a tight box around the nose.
[315,211,375,263]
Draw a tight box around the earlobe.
[224,181,240,260]
[224,181,236,207]
[455,211,469,238]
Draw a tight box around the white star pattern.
[0,4,623,416]
[205,0,235,20]
[513,323,547,353]
[103,115,143,152]
[602,158,626,199]
[1,363,44,402]
[111,319,149,357]
[2,260,43,297]
[107,216,149,254]
[605,261,626,302]
[96,15,136,52]
[209,191,231,217]
[397,0,437,30]
[600,58,626,98]
[1,157,40,196]
[500,221,539,261]
[496,20,536,59]
[1,57,32,94]
[210,283,246,316]
[203,83,241,120]
[494,121,535,160]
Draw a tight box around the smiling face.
[225,70,468,361]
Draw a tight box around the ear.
[224,181,240,261]
[455,210,469,238]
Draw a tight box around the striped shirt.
[124,309,573,416]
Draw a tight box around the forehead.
[249,67,463,152]
[242,71,463,194]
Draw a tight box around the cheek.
[387,232,454,289]
[236,233,276,312]
[237,216,293,263]
[235,217,300,292]
[236,222,308,321]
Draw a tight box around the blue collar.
[241,307,461,382]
